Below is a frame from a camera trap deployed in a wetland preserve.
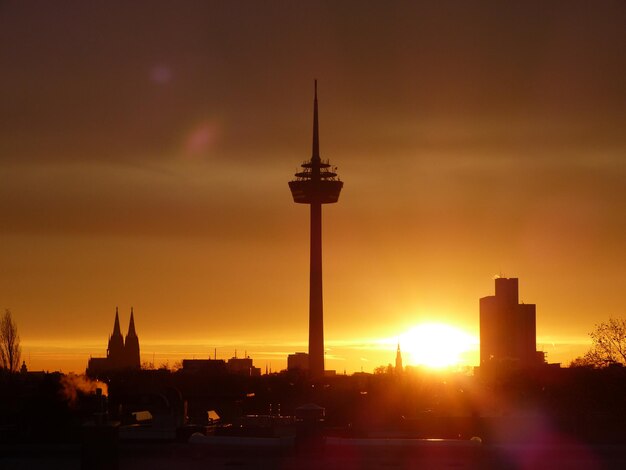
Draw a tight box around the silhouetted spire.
[108,307,125,366]
[396,341,403,372]
[124,307,141,369]
[127,307,137,337]
[113,307,122,336]
[312,79,320,162]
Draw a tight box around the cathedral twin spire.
[107,307,140,369]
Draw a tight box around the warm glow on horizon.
[400,323,478,369]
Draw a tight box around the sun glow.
[400,323,478,369]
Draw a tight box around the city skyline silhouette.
[2,3,626,468]
[1,2,625,375]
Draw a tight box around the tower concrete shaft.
[309,201,323,378]
[289,81,343,379]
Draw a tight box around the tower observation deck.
[288,81,343,379]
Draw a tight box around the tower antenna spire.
[312,79,320,162]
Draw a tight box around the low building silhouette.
[181,356,260,377]
[181,359,227,375]
[288,352,309,372]
[227,356,261,377]
[87,307,141,376]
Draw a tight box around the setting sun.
[400,323,478,369]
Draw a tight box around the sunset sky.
[1,1,625,373]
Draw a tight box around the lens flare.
[183,120,220,158]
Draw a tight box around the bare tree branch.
[571,317,626,368]
[0,309,22,372]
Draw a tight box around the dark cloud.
[1,1,624,164]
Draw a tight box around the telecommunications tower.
[288,81,343,379]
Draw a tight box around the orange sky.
[1,1,625,373]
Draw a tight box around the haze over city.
[1,1,625,373]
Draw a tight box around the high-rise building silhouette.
[480,278,542,368]
[287,352,309,372]
[289,81,343,379]
[87,307,141,376]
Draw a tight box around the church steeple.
[124,307,141,369]
[395,341,403,373]
[107,306,125,367]
[127,307,137,337]
[112,306,122,336]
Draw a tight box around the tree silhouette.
[0,309,21,372]
[570,317,626,367]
